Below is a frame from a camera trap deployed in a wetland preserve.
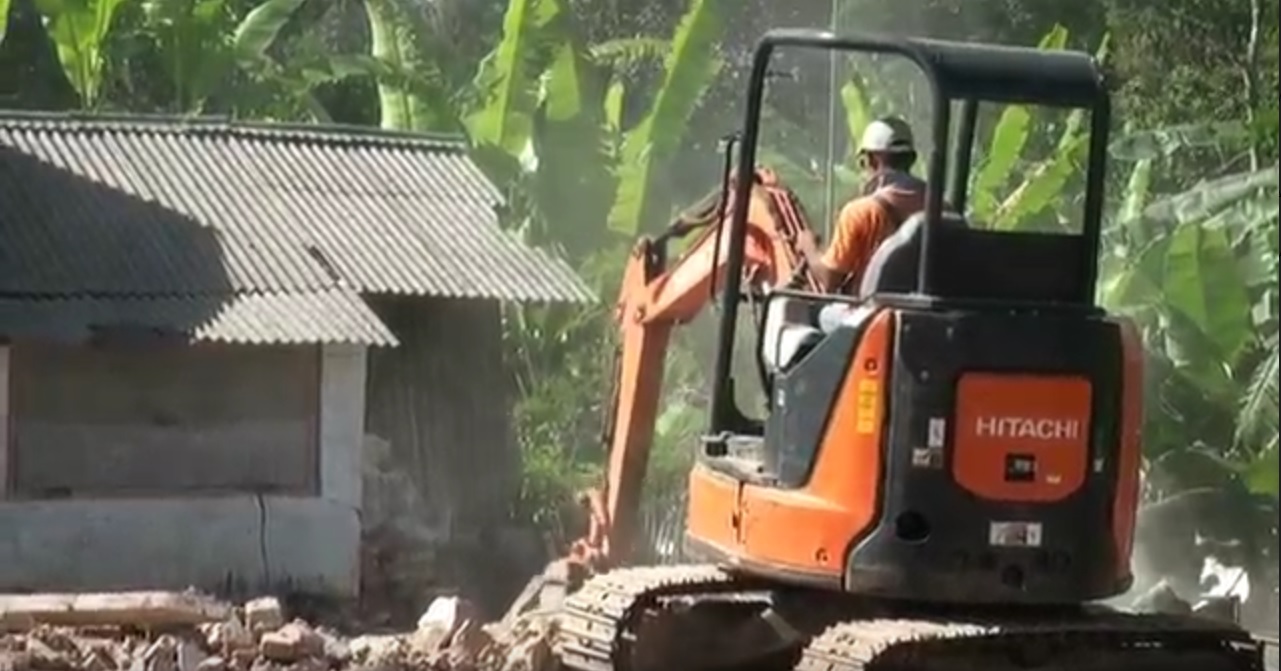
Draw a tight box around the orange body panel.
[952,374,1093,502]
[686,309,894,579]
[685,465,741,547]
[1112,318,1145,576]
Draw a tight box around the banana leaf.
[607,0,727,235]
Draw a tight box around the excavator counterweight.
[508,27,1268,671]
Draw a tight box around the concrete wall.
[9,343,320,497]
[0,343,368,596]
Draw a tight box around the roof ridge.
[0,109,468,152]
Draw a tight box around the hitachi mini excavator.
[511,29,1268,671]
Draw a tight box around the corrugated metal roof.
[0,112,594,303]
[0,288,398,346]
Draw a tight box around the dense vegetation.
[1,0,1276,624]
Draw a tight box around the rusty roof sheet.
[0,113,593,303]
[0,288,398,346]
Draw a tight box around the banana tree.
[455,0,729,253]
[1099,119,1278,615]
[1102,162,1278,486]
[464,0,736,532]
[33,0,129,107]
[966,26,1112,232]
[233,0,454,124]
[605,0,727,235]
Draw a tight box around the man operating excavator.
[797,115,926,294]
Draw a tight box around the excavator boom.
[502,168,822,624]
[578,167,820,569]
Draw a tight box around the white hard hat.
[858,117,915,154]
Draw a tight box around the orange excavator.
[508,29,1268,671]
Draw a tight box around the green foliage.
[229,0,332,120]
[466,0,562,153]
[1102,123,1279,504]
[231,0,304,61]
[838,77,870,158]
[961,24,1104,232]
[589,37,668,69]
[35,0,129,107]
[607,0,727,235]
[364,0,456,131]
[0,0,12,47]
[139,0,236,113]
[529,39,617,258]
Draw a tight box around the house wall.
[0,343,368,596]
[364,296,518,546]
[8,342,321,497]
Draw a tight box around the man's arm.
[797,201,870,292]
[796,231,843,291]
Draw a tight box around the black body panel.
[860,214,1092,305]
[844,309,1131,605]
[765,321,865,487]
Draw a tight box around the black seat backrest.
[857,212,964,297]
[858,212,1089,304]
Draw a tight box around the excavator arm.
[499,167,824,626]
[569,167,823,572]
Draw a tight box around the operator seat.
[760,297,824,373]
[813,212,969,333]
[859,211,1087,304]
[761,212,967,373]
[857,211,970,298]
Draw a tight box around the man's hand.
[795,228,843,292]
[796,229,820,255]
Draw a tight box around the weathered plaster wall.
[361,296,533,613]
[9,343,321,497]
[0,344,368,596]
[364,296,518,542]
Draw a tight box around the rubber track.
[556,563,1266,671]
[555,564,775,671]
[797,611,1265,671]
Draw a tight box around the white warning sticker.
[927,417,946,448]
[989,521,1044,548]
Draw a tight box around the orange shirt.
[821,178,925,291]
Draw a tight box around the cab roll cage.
[707,28,1112,433]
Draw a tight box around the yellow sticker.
[855,379,880,434]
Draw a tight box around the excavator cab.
[687,29,1143,606]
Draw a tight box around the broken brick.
[194,658,225,671]
[257,623,321,663]
[241,600,284,636]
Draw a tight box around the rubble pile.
[0,594,558,671]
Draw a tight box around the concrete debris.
[0,593,561,671]
[258,622,322,663]
[240,601,283,636]
[0,592,232,632]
